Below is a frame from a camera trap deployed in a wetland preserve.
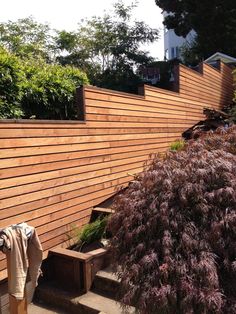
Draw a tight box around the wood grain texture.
[0,61,233,283]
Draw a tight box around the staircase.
[35,204,135,313]
[35,267,135,314]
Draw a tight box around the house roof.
[204,52,236,64]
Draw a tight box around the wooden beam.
[92,207,115,214]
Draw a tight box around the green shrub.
[0,47,24,118]
[170,139,185,151]
[0,48,89,120]
[21,59,89,119]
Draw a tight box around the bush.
[109,126,236,313]
[0,48,89,120]
[170,139,185,152]
[0,47,24,118]
[21,59,89,119]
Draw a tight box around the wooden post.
[83,259,92,292]
[6,255,27,314]
[8,295,27,314]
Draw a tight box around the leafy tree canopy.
[0,17,54,60]
[0,2,159,93]
[56,1,159,93]
[0,2,160,118]
[156,0,236,64]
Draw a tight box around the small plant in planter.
[72,216,108,253]
[170,139,185,151]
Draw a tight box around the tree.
[109,126,236,313]
[156,0,236,64]
[55,1,159,93]
[0,17,53,60]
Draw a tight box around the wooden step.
[79,291,135,314]
[28,302,66,314]
[91,207,115,222]
[92,207,114,214]
[35,282,135,314]
[92,268,120,299]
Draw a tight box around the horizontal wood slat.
[0,61,233,283]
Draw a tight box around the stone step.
[35,281,134,314]
[79,291,135,314]
[28,302,67,314]
[92,268,120,299]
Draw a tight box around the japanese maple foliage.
[109,126,236,313]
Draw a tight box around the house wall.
[164,27,195,60]
[0,62,233,287]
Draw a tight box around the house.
[204,52,236,68]
[163,13,195,60]
[138,65,160,85]
[164,28,195,60]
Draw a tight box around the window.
[176,46,179,58]
[165,49,169,60]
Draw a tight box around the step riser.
[92,276,120,299]
[35,287,99,314]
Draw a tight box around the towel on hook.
[0,223,43,300]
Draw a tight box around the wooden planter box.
[42,247,109,294]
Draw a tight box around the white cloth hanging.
[0,223,43,300]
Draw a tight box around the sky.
[0,0,164,60]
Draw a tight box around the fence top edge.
[0,119,86,125]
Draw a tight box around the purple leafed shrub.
[109,126,236,314]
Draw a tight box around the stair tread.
[96,269,120,283]
[37,282,134,314]
[78,291,135,314]
[28,302,67,314]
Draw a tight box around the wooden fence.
[0,62,233,282]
